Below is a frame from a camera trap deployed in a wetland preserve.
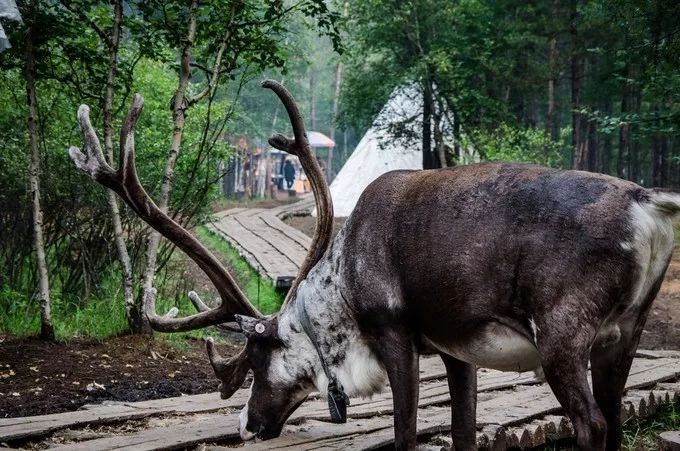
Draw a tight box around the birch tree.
[24,0,54,340]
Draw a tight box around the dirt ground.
[0,334,242,418]
[640,250,680,349]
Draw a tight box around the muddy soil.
[0,334,241,418]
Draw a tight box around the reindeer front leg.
[441,354,477,451]
[375,328,419,451]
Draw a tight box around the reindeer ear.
[234,315,279,340]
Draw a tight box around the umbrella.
[307,131,335,148]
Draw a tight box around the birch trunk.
[25,2,54,341]
[327,62,343,182]
[101,0,138,332]
[139,0,198,324]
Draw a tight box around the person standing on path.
[283,159,296,190]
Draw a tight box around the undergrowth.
[536,403,680,450]
[0,224,283,341]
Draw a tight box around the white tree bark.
[327,62,343,182]
[101,0,138,331]
[140,0,236,315]
[25,2,54,340]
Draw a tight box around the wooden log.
[476,424,506,451]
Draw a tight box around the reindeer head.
[69,81,334,441]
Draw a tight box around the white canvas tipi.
[320,84,424,217]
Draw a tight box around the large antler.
[68,94,263,332]
[262,80,334,306]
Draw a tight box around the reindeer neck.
[280,235,387,399]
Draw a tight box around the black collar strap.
[296,296,350,423]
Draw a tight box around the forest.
[1,0,679,342]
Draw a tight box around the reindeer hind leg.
[441,354,477,451]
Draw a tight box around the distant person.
[283,159,295,189]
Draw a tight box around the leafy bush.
[466,124,564,167]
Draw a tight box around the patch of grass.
[620,403,680,450]
[536,403,680,450]
[0,270,217,342]
[195,225,284,315]
[0,281,128,340]
[1,224,283,341]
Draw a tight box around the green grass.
[195,225,284,315]
[0,225,283,341]
[537,403,680,450]
[0,274,205,341]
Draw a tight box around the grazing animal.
[70,80,680,451]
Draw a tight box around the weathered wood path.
[206,197,315,284]
[3,351,680,450]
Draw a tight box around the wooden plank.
[213,208,249,220]
[8,356,680,449]
[658,431,680,451]
[297,370,539,422]
[25,359,680,449]
[0,357,443,444]
[210,216,298,280]
[271,197,315,219]
[232,214,307,267]
[204,222,267,278]
[49,414,240,451]
[245,385,680,451]
[258,212,312,250]
[232,357,680,450]
[0,392,247,443]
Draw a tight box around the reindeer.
[69,80,680,451]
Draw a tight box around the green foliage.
[195,226,283,315]
[466,124,564,167]
[341,0,680,176]
[0,224,284,339]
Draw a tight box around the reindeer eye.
[255,323,266,334]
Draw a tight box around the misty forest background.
[1,0,679,341]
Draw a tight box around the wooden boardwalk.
[206,197,315,285]
[4,350,680,450]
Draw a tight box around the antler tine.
[188,291,242,333]
[68,105,116,184]
[69,94,264,333]
[261,80,334,305]
[205,337,250,399]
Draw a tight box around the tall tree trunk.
[327,62,343,182]
[618,65,630,179]
[570,4,584,170]
[25,2,54,341]
[453,115,461,164]
[101,0,137,332]
[546,34,558,142]
[587,120,598,172]
[628,83,641,183]
[600,100,612,174]
[433,111,447,168]
[422,81,435,169]
[309,68,316,130]
[139,0,198,327]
